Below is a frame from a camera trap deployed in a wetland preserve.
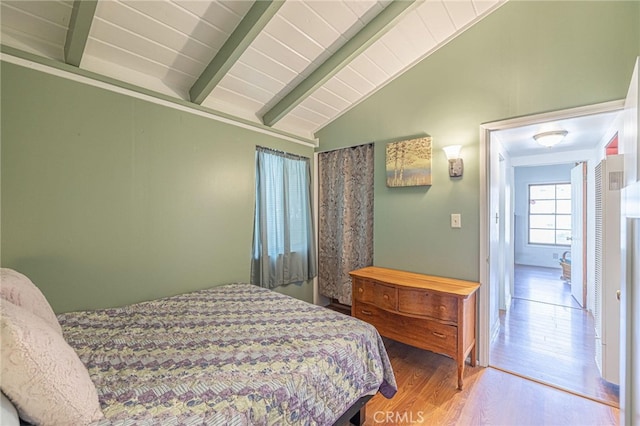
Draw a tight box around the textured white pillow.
[0,268,62,335]
[0,300,104,426]
[1,391,20,426]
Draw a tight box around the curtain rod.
[315,142,374,155]
[256,145,310,162]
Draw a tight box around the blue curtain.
[251,147,317,288]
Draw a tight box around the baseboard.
[490,317,501,343]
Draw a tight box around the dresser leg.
[470,343,477,367]
[457,362,465,390]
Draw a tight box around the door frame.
[478,99,625,367]
[619,57,639,426]
[570,161,587,308]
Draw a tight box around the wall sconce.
[443,145,463,178]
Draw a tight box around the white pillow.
[0,300,104,426]
[0,268,62,335]
[0,392,19,426]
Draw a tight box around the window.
[528,183,572,246]
[251,147,316,288]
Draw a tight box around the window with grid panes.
[528,183,572,246]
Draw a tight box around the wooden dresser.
[349,266,480,389]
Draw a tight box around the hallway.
[490,265,619,406]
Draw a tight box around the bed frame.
[334,395,372,426]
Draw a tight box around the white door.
[620,57,639,426]
[570,163,585,307]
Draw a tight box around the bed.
[0,268,397,426]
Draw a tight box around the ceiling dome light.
[533,130,568,148]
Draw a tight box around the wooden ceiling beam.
[189,0,284,105]
[261,0,418,127]
[64,0,98,67]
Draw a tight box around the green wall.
[1,63,314,312]
[316,0,640,282]
[2,1,638,312]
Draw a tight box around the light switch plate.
[451,213,461,228]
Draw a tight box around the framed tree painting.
[385,136,432,187]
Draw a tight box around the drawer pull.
[383,294,389,300]
[358,288,364,293]
[432,331,446,339]
[360,309,372,316]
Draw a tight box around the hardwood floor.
[336,264,619,424]
[360,339,619,425]
[490,264,619,406]
[512,264,580,309]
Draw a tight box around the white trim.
[478,125,490,366]
[490,315,501,344]
[478,100,624,367]
[509,149,595,167]
[481,100,625,131]
[0,52,318,148]
[623,181,640,219]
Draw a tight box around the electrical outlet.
[451,213,461,228]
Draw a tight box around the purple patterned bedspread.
[58,283,397,425]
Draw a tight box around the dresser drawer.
[353,301,457,357]
[398,288,458,323]
[353,279,397,311]
[404,316,457,357]
[353,301,397,336]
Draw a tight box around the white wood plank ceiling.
[1,0,506,141]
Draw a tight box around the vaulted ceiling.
[1,0,506,142]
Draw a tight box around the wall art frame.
[385,136,432,187]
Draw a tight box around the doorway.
[490,264,619,403]
[478,101,625,406]
[491,162,618,405]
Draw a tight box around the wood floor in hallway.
[489,264,619,406]
[359,339,619,425]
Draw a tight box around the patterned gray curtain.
[318,143,374,305]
